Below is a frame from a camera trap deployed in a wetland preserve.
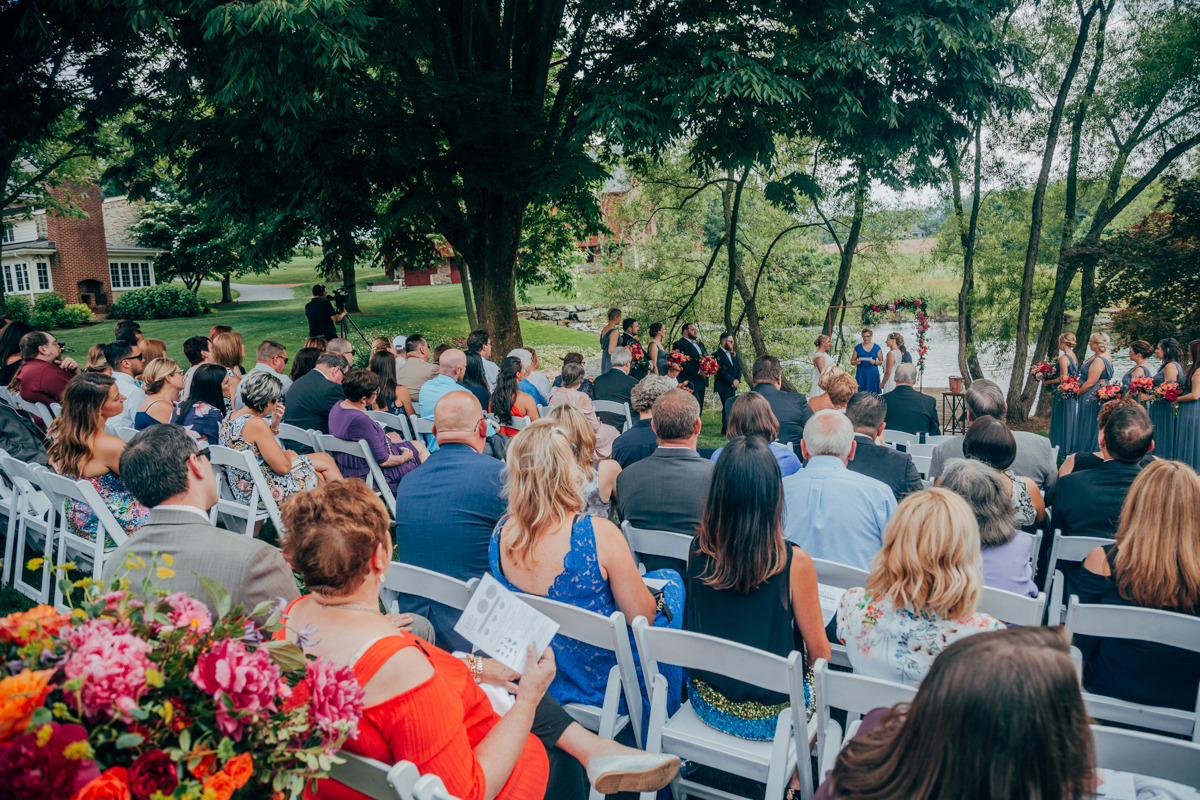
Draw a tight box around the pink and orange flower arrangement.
[1129,376,1155,396]
[666,350,688,371]
[626,341,647,371]
[1095,382,1123,404]
[1030,361,1056,381]
[0,556,363,800]
[1154,381,1181,403]
[1055,375,1081,401]
[698,355,720,377]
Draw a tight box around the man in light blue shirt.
[508,348,547,406]
[782,409,897,571]
[418,348,494,451]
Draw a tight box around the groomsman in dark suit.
[673,322,708,411]
[714,332,741,434]
[618,318,648,380]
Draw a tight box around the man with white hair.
[508,348,548,405]
[782,410,897,570]
[592,346,638,429]
[882,363,941,436]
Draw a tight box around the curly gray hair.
[239,369,283,413]
[938,458,1017,548]
[630,375,678,414]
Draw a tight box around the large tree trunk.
[456,193,526,358]
[457,258,478,331]
[221,274,233,304]
[949,124,985,384]
[1005,0,1102,423]
[822,171,867,340]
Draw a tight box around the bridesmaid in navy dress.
[1073,333,1114,455]
[1120,340,1155,392]
[1047,333,1079,456]
[1145,338,1184,460]
[1173,340,1200,471]
[851,328,883,392]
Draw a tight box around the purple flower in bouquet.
[61,619,154,720]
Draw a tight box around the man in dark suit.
[281,353,348,452]
[618,318,648,380]
[713,332,741,435]
[392,392,507,651]
[883,363,940,436]
[724,355,812,447]
[592,346,639,430]
[616,388,713,572]
[845,391,922,501]
[672,322,708,410]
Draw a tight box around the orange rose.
[0,668,53,743]
[71,766,131,800]
[0,605,72,645]
[223,753,254,789]
[202,771,237,800]
[189,752,217,780]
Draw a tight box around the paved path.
[200,280,295,302]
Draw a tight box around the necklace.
[317,603,380,614]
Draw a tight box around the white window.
[36,262,50,291]
[2,224,12,244]
[109,261,155,289]
[1,264,11,293]
[13,263,28,292]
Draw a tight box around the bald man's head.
[438,348,466,378]
[433,390,487,451]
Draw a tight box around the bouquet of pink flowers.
[698,355,720,377]
[1129,376,1155,395]
[1095,382,1122,404]
[1154,381,1181,403]
[667,350,688,371]
[0,556,363,800]
[1030,362,1056,381]
[1054,376,1081,401]
[626,341,647,370]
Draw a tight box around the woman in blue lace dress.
[1143,338,1184,460]
[219,370,342,509]
[489,421,684,732]
[1173,340,1200,471]
[851,328,882,392]
[47,373,148,548]
[1046,333,1079,456]
[1072,332,1114,456]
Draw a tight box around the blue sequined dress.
[1149,361,1184,460]
[488,514,684,734]
[1049,353,1078,456]
[1073,355,1113,455]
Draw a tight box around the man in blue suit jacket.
[393,391,506,650]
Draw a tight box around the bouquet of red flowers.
[1129,376,1155,395]
[0,556,363,800]
[1154,381,1181,403]
[1054,376,1081,401]
[1030,362,1056,381]
[626,341,647,370]
[698,355,719,377]
[1095,382,1122,404]
[667,350,688,371]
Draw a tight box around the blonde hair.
[371,336,392,354]
[85,343,109,374]
[1059,332,1077,350]
[304,337,327,353]
[826,372,859,407]
[502,421,586,567]
[818,364,848,391]
[211,332,243,370]
[141,357,180,394]
[867,489,985,619]
[1112,460,1200,612]
[1089,331,1110,353]
[139,338,166,364]
[543,404,597,472]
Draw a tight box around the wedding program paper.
[454,574,560,674]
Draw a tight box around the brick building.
[1,184,161,310]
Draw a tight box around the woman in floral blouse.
[837,489,1004,686]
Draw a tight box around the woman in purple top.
[328,369,429,492]
[937,458,1039,598]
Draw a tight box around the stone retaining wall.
[516,304,600,333]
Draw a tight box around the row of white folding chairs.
[328,754,462,800]
[0,386,58,428]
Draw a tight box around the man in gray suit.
[616,388,713,572]
[928,378,1058,503]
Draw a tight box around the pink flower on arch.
[913,298,922,306]
[61,619,154,720]
[190,639,281,740]
[306,657,364,741]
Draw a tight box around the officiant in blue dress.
[852,328,883,392]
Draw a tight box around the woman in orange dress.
[277,480,679,800]
[490,356,540,437]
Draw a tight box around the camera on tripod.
[328,285,353,311]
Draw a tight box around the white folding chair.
[519,595,644,758]
[19,398,54,429]
[115,426,139,443]
[910,454,932,478]
[1066,597,1200,741]
[408,414,435,436]
[776,440,795,452]
[882,430,917,448]
[922,435,957,446]
[1090,725,1200,788]
[326,753,419,800]
[318,434,397,517]
[898,442,936,459]
[593,399,633,432]
[632,617,814,800]
[811,558,870,669]
[0,456,56,602]
[978,584,1047,627]
[811,658,918,780]
[50,402,61,418]
[366,410,415,440]
[536,404,549,418]
[277,423,325,453]
[205,444,286,536]
[411,774,464,800]
[37,471,130,610]
[620,521,692,573]
[381,562,476,615]
[1051,444,1060,461]
[1045,530,1115,620]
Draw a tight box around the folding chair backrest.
[0,455,55,597]
[38,470,128,550]
[277,423,319,451]
[411,774,463,800]
[1044,530,1114,592]
[899,442,936,459]
[811,558,869,589]
[593,400,632,431]
[317,434,397,517]
[20,399,54,428]
[620,521,692,566]
[883,429,917,447]
[910,454,932,477]
[366,410,414,440]
[923,435,957,446]
[1051,445,1060,462]
[408,414,435,435]
[1090,725,1200,788]
[382,562,474,611]
[205,444,284,534]
[50,402,61,418]
[979,585,1046,627]
[116,426,139,443]
[327,752,419,800]
[812,658,917,775]
[632,616,793,698]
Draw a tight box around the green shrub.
[5,296,30,324]
[109,284,203,320]
[33,292,67,313]
[29,310,57,330]
[55,304,94,329]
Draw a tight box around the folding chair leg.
[640,673,669,800]
[764,710,795,800]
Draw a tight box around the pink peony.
[156,593,212,636]
[305,657,364,740]
[61,619,153,720]
[913,298,922,306]
[190,639,281,739]
[886,302,895,311]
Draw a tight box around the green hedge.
[5,296,30,324]
[55,304,94,329]
[110,284,203,320]
[34,292,67,313]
